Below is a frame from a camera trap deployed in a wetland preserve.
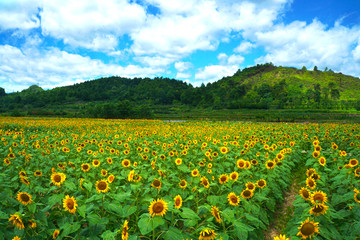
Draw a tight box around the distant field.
[1,117,359,239]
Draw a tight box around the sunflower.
[199,228,217,240]
[297,218,319,239]
[230,172,239,181]
[16,192,32,205]
[314,145,321,152]
[171,158,182,166]
[354,190,360,203]
[9,213,24,230]
[133,174,142,182]
[191,169,199,177]
[319,157,326,166]
[96,179,109,193]
[310,190,327,204]
[174,195,182,209]
[201,176,210,188]
[149,198,168,217]
[306,177,316,190]
[63,195,78,214]
[274,234,289,240]
[108,174,115,183]
[12,236,21,240]
[245,182,256,191]
[179,179,187,189]
[355,168,360,177]
[19,171,27,178]
[106,157,113,164]
[236,159,246,169]
[265,160,276,169]
[51,172,66,186]
[219,174,229,184]
[310,173,320,181]
[128,170,135,182]
[53,229,60,239]
[227,192,240,206]
[211,206,221,223]
[241,189,254,199]
[28,219,37,228]
[121,220,129,240]
[299,187,311,200]
[219,146,228,154]
[256,179,267,189]
[20,176,30,186]
[100,169,108,177]
[251,159,258,165]
[4,158,11,165]
[92,159,100,167]
[309,203,329,216]
[151,179,162,190]
[349,159,359,168]
[306,168,316,177]
[81,163,90,172]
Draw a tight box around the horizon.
[1,0,360,92]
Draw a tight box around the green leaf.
[28,203,36,214]
[233,220,253,239]
[138,216,165,235]
[78,205,86,218]
[48,193,64,207]
[83,182,92,192]
[0,210,8,219]
[104,203,123,216]
[114,192,131,203]
[64,181,77,191]
[61,222,81,237]
[121,205,137,218]
[87,214,109,225]
[222,208,235,223]
[244,213,262,228]
[207,195,221,206]
[101,230,117,240]
[184,218,197,227]
[180,207,200,220]
[163,226,184,240]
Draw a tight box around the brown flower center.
[312,205,323,213]
[153,202,164,213]
[97,181,107,190]
[67,200,74,209]
[267,162,274,167]
[20,194,30,202]
[302,190,310,199]
[54,175,61,182]
[258,180,265,187]
[313,194,324,202]
[243,190,251,197]
[153,180,161,187]
[301,222,315,236]
[230,195,238,203]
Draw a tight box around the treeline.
[0,63,359,118]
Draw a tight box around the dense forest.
[1,63,360,119]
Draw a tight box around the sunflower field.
[0,117,359,240]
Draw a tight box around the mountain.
[0,63,359,118]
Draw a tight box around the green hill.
[0,63,359,119]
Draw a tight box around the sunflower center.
[313,194,324,201]
[351,160,357,165]
[180,181,185,186]
[247,184,255,190]
[230,195,238,203]
[98,181,107,190]
[54,175,61,182]
[301,223,315,236]
[153,180,161,187]
[175,198,181,205]
[238,162,244,167]
[153,202,164,213]
[83,165,89,170]
[312,205,323,213]
[268,162,274,167]
[221,177,227,182]
[302,190,310,199]
[67,200,74,209]
[243,190,251,197]
[21,194,30,202]
[258,181,265,187]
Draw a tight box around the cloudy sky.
[1,0,360,92]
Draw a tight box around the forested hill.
[0,63,360,118]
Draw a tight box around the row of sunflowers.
[0,117,359,239]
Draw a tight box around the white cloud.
[234,41,255,53]
[174,62,192,72]
[176,72,192,79]
[0,45,164,92]
[0,0,40,30]
[254,20,360,75]
[353,41,360,62]
[194,65,238,85]
[40,0,146,51]
[227,54,245,65]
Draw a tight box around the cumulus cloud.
[40,0,146,51]
[234,41,255,53]
[174,61,193,72]
[0,0,40,30]
[254,20,360,75]
[194,65,238,85]
[0,45,164,92]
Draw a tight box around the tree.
[0,87,6,97]
[313,66,318,71]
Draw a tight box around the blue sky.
[0,0,360,92]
